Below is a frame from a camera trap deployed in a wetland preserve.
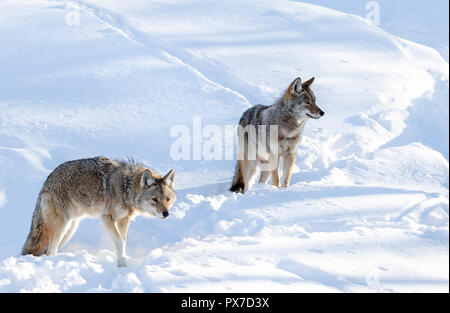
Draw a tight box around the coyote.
[230,77,324,194]
[22,157,176,267]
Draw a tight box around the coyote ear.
[284,77,302,104]
[140,170,155,188]
[163,169,175,189]
[290,77,303,94]
[302,77,315,88]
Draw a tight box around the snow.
[0,0,448,292]
[299,0,449,62]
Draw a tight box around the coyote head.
[283,77,324,119]
[136,169,176,219]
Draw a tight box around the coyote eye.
[152,197,158,203]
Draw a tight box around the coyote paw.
[117,256,129,267]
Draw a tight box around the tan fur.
[271,155,281,188]
[280,153,295,187]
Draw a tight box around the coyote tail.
[22,194,49,256]
[229,160,245,194]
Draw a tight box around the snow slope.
[0,0,448,292]
[298,0,449,62]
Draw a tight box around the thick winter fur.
[22,157,176,267]
[230,77,324,193]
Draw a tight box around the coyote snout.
[306,107,325,119]
[22,157,176,267]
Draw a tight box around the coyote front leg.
[102,215,128,267]
[259,159,270,184]
[281,153,295,187]
[117,216,131,241]
[271,155,281,187]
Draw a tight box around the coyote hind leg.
[46,214,70,256]
[58,219,80,250]
[259,170,270,184]
[242,159,258,193]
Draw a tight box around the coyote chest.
[278,119,306,155]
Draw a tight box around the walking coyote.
[22,157,176,267]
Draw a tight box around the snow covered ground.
[0,0,448,292]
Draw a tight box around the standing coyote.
[230,77,324,194]
[22,157,176,267]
